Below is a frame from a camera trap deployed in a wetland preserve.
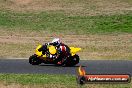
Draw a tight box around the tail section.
[70,47,81,56]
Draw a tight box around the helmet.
[52,38,61,46]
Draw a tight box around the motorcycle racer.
[29,38,81,66]
[52,38,71,65]
[38,38,71,65]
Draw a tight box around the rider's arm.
[38,45,45,51]
[38,44,48,55]
[38,43,54,54]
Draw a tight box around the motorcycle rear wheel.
[65,54,80,66]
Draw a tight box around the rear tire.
[29,54,41,65]
[65,54,80,66]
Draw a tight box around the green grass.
[0,74,76,85]
[0,74,131,88]
[120,0,132,4]
[0,10,132,34]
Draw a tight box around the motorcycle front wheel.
[29,54,41,65]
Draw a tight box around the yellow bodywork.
[49,46,57,55]
[70,47,81,56]
[35,45,81,57]
[35,45,46,57]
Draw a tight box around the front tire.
[29,54,41,65]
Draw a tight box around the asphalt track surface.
[0,59,132,76]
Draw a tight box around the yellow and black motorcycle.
[29,45,81,66]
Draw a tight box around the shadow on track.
[39,64,86,68]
